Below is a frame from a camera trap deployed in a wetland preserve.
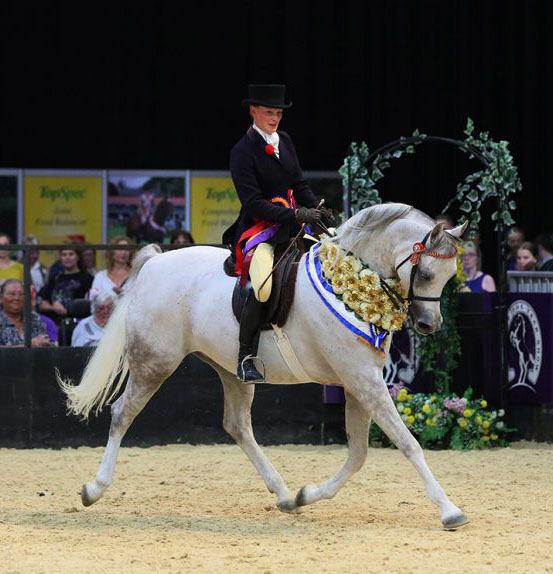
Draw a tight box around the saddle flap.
[231,239,306,329]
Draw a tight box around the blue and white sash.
[306,244,390,357]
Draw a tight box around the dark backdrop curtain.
[1,1,552,256]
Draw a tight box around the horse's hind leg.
[295,390,370,507]
[215,366,296,512]
[81,374,163,506]
[364,382,468,529]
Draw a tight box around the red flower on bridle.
[265,144,275,155]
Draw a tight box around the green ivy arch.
[339,119,522,398]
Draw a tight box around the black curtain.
[1,1,552,248]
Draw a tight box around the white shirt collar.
[252,123,279,148]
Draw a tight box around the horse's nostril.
[417,321,432,334]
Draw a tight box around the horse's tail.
[57,243,163,420]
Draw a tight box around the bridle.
[379,230,458,311]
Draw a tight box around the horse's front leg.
[295,390,370,507]
[218,369,296,512]
[356,378,468,529]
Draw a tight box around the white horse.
[59,203,469,529]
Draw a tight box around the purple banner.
[506,294,553,404]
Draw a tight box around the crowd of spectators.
[435,215,553,293]
[0,230,194,348]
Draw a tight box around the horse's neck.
[350,220,423,278]
[358,227,400,278]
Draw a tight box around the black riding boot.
[237,291,266,383]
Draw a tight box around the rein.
[380,231,458,310]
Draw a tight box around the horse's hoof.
[81,482,102,507]
[295,484,318,507]
[442,511,469,530]
[277,499,298,514]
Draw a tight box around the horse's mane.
[334,202,458,255]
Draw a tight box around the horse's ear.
[447,220,469,239]
[429,222,444,246]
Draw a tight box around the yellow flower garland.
[318,239,408,332]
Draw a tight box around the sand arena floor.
[1,442,552,574]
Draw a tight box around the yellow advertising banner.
[190,176,240,244]
[24,175,103,265]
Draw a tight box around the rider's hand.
[295,207,322,226]
[318,207,336,227]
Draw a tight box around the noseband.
[380,230,458,311]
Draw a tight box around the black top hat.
[241,84,292,109]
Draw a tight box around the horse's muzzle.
[412,309,442,336]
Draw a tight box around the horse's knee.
[223,415,250,443]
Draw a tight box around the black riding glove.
[295,207,322,226]
[318,207,336,227]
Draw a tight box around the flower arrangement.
[370,386,513,450]
[318,239,408,332]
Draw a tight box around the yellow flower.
[326,243,341,261]
[389,315,407,332]
[491,433,498,440]
[463,409,473,418]
[482,420,490,429]
[321,260,336,279]
[475,416,482,425]
[403,407,411,415]
[331,274,347,295]
[368,312,382,324]
[482,435,490,442]
[344,273,360,290]
[480,400,488,408]
[343,255,363,273]
[397,389,408,401]
[406,415,415,425]
[431,396,437,402]
[422,404,431,414]
[359,268,379,288]
[458,419,468,428]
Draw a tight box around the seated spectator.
[0,279,52,347]
[81,246,98,277]
[462,241,496,292]
[21,234,49,293]
[71,289,117,347]
[46,237,85,281]
[506,226,525,271]
[38,246,93,323]
[170,230,195,245]
[90,235,133,298]
[516,241,538,271]
[0,233,24,287]
[535,232,553,271]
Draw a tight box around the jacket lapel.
[247,126,281,164]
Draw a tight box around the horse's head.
[334,203,468,336]
[394,220,467,335]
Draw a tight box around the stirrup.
[238,354,265,384]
